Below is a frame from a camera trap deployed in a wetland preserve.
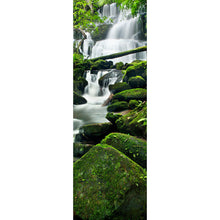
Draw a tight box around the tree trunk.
[75,28,87,54]
[88,46,147,62]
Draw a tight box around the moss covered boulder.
[90,60,112,71]
[113,88,147,102]
[74,77,88,95]
[79,122,114,142]
[74,144,147,220]
[115,62,124,70]
[129,100,140,109]
[128,76,146,88]
[115,102,147,138]
[123,61,147,82]
[107,101,129,112]
[106,112,122,124]
[73,143,93,157]
[109,82,131,94]
[73,67,85,80]
[73,91,87,105]
[101,133,147,168]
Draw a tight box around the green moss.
[128,76,146,88]
[113,88,147,102]
[74,144,146,220]
[74,78,88,95]
[107,101,129,112]
[115,102,147,138]
[129,100,140,109]
[74,143,93,157]
[109,82,131,94]
[115,62,124,70]
[90,59,112,70]
[106,112,122,124]
[101,132,147,168]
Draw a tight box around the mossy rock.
[109,82,131,94]
[91,24,112,42]
[74,144,147,220]
[98,70,123,87]
[73,91,87,105]
[73,143,93,157]
[90,59,112,71]
[123,61,147,82]
[129,100,140,109]
[74,78,88,95]
[115,62,124,70]
[73,67,85,81]
[107,101,129,112]
[101,132,147,168]
[79,122,114,142]
[106,112,122,124]
[113,88,147,102]
[115,102,147,138]
[128,76,146,88]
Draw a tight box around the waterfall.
[89,3,147,64]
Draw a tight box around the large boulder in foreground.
[73,91,87,105]
[115,102,147,138]
[101,133,147,168]
[74,144,147,220]
[113,88,147,102]
[79,122,114,143]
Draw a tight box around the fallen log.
[89,46,147,62]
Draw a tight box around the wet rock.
[79,122,114,143]
[73,91,87,105]
[109,82,131,94]
[73,143,93,157]
[115,102,147,138]
[107,101,129,112]
[74,144,147,220]
[91,24,113,42]
[128,76,146,88]
[74,78,88,95]
[101,132,147,168]
[106,112,122,124]
[98,69,123,87]
[113,88,147,102]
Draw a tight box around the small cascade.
[73,69,122,142]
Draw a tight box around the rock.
[113,88,147,102]
[129,99,140,109]
[115,102,147,138]
[123,61,147,82]
[128,76,146,88]
[101,132,147,168]
[107,101,129,112]
[79,122,114,143]
[90,60,113,70]
[74,77,88,95]
[73,143,93,157]
[109,82,131,94]
[98,69,123,87]
[73,91,87,105]
[91,24,113,42]
[106,112,122,124]
[73,67,85,80]
[115,62,124,70]
[74,144,147,220]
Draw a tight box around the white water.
[73,69,119,141]
[89,3,147,64]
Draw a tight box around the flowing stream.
[74,4,147,142]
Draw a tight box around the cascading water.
[73,69,121,142]
[89,3,147,63]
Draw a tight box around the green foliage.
[73,0,105,31]
[73,53,83,62]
